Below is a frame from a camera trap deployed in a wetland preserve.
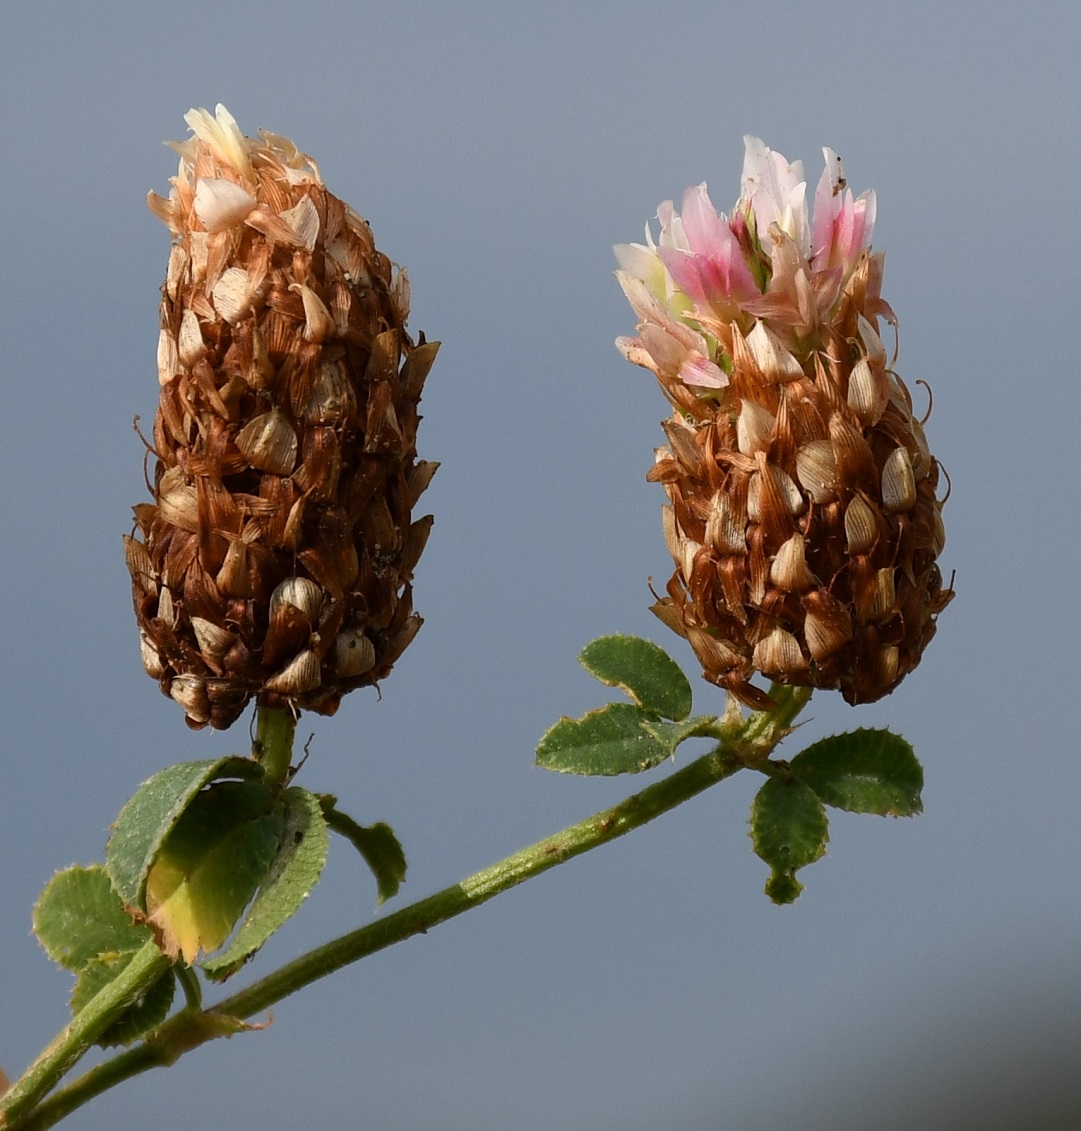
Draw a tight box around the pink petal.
[678,354,729,389]
[680,183,729,257]
[810,157,840,265]
[658,247,709,307]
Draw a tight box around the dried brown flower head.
[126,106,437,729]
[615,137,951,707]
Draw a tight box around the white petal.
[183,104,252,178]
[193,177,256,232]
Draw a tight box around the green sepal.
[790,728,923,816]
[143,780,284,964]
[578,636,693,721]
[201,786,330,981]
[106,757,263,910]
[749,777,829,905]
[319,796,407,905]
[536,702,671,776]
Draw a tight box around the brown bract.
[127,113,437,729]
[645,253,952,707]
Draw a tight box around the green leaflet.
[106,757,263,909]
[319,797,407,906]
[578,636,693,721]
[202,787,330,981]
[537,703,671,775]
[791,729,923,816]
[143,780,284,963]
[749,777,829,905]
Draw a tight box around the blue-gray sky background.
[2,3,1080,1128]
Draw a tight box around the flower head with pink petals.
[617,136,951,709]
[615,136,880,407]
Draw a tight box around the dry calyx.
[127,105,437,729]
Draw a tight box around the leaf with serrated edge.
[319,797,407,906]
[750,777,829,904]
[536,702,669,775]
[791,728,923,816]
[107,757,263,909]
[202,787,329,981]
[145,781,284,964]
[33,865,153,971]
[579,636,693,721]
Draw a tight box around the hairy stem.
[3,689,809,1131]
[0,942,171,1128]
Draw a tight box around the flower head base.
[617,137,950,706]
[129,106,437,729]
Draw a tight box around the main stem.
[0,942,172,1128]
[2,686,809,1131]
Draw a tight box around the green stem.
[0,941,171,1128]
[175,965,203,1013]
[252,706,296,785]
[3,690,810,1131]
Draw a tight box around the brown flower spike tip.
[615,137,951,708]
[127,106,437,729]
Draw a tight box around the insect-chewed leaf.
[790,728,923,816]
[144,780,284,964]
[202,786,329,981]
[536,702,669,776]
[749,777,829,905]
[578,636,693,721]
[106,757,263,909]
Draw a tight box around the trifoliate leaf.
[790,729,923,816]
[579,636,693,721]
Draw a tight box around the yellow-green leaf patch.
[144,780,284,964]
